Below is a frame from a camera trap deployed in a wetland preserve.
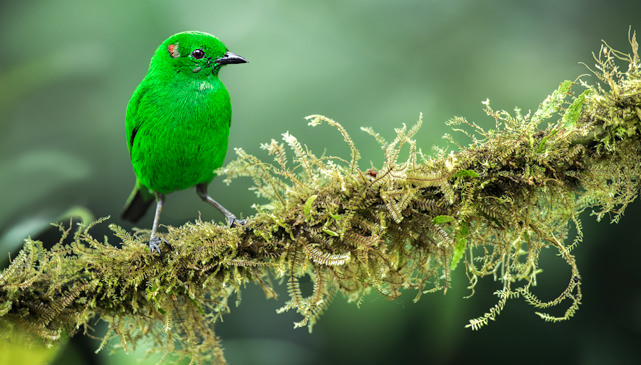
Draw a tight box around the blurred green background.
[1,0,640,364]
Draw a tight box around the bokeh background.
[1,0,640,364]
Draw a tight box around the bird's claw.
[227,216,247,228]
[148,234,166,255]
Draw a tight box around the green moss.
[1,33,641,363]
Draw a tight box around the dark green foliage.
[1,34,640,363]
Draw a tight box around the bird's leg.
[148,192,166,254]
[196,183,246,227]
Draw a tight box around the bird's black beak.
[215,52,248,65]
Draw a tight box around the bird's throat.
[199,81,214,91]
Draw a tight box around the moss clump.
[1,33,640,363]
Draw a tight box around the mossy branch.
[2,33,641,363]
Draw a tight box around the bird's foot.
[227,215,247,228]
[148,234,167,255]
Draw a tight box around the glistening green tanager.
[121,31,247,254]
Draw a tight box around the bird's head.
[150,31,247,79]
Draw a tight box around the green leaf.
[563,89,590,129]
[432,215,454,224]
[451,222,469,271]
[537,129,558,153]
[533,80,573,122]
[455,169,479,178]
[322,228,339,237]
[557,79,573,94]
[303,195,318,218]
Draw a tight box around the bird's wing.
[125,85,149,155]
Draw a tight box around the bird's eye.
[191,49,205,59]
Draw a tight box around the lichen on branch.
[1,33,641,363]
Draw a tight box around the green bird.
[121,31,247,254]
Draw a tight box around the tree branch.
[1,33,640,363]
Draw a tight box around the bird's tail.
[121,182,155,223]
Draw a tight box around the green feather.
[122,31,246,222]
